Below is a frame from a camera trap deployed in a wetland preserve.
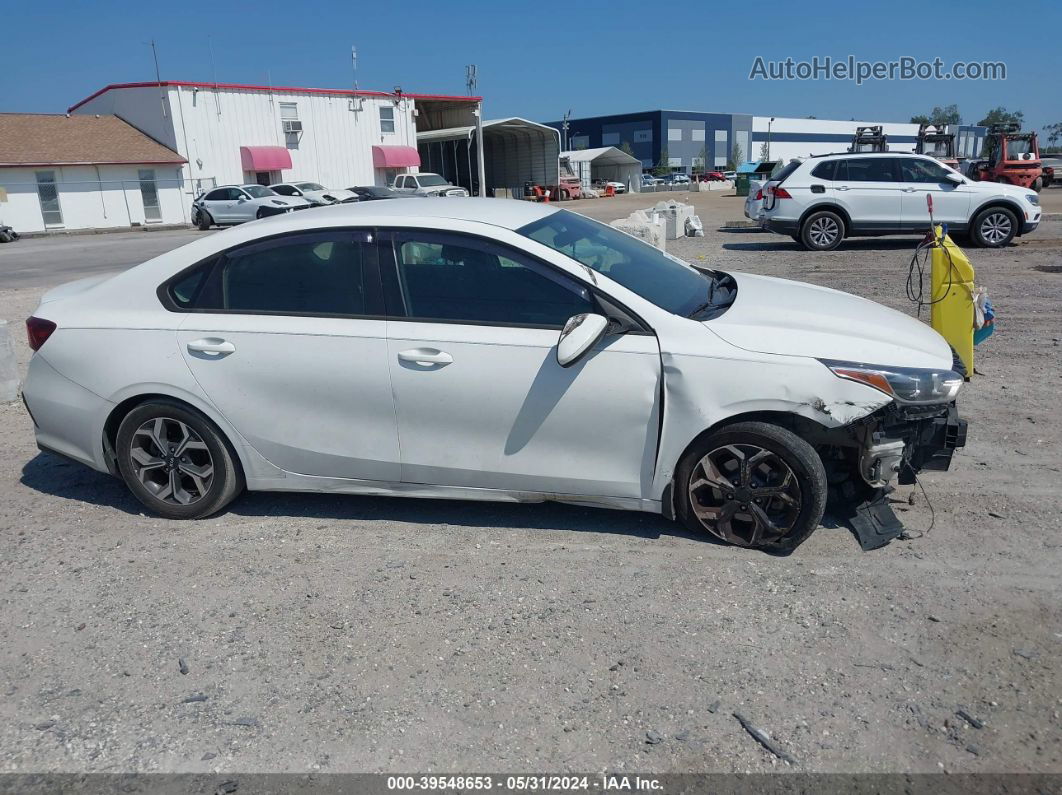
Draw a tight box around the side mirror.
[944,173,964,185]
[556,313,609,368]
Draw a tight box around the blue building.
[547,110,987,173]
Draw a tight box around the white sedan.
[269,181,357,205]
[22,200,967,551]
[192,184,309,229]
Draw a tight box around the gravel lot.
[1,189,1060,777]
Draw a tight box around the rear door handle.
[397,348,453,366]
[901,187,917,192]
[187,338,236,354]
[836,185,850,191]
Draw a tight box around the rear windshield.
[771,160,803,184]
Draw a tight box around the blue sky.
[2,0,1059,134]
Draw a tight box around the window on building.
[138,169,161,222]
[570,135,589,150]
[602,132,620,146]
[691,128,705,142]
[35,171,63,227]
[633,129,652,143]
[390,231,592,327]
[668,157,682,167]
[280,102,301,149]
[380,105,396,134]
[668,127,682,142]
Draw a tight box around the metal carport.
[561,147,642,192]
[417,117,559,198]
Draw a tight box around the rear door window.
[168,230,380,317]
[844,158,900,182]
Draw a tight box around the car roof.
[267,197,560,230]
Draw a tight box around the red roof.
[68,81,481,113]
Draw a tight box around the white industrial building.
[0,113,187,234]
[69,80,483,211]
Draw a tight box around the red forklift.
[914,123,958,168]
[969,123,1043,192]
[848,125,888,153]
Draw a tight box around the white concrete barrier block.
[611,211,666,251]
[0,320,21,403]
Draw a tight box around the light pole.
[767,116,775,161]
[562,109,571,152]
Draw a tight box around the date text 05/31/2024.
[386,775,664,791]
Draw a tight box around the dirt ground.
[1,189,1060,777]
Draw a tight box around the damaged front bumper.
[830,400,967,550]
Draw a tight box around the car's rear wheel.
[971,206,1017,248]
[676,421,827,553]
[800,210,845,251]
[196,210,213,231]
[116,400,244,520]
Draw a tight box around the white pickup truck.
[391,173,469,197]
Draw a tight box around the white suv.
[760,152,1041,250]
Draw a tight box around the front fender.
[651,351,890,500]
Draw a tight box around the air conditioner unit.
[282,120,303,134]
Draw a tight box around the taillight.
[771,187,793,199]
[755,189,763,200]
[26,316,56,351]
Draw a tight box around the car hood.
[306,189,356,203]
[704,272,952,369]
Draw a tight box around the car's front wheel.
[676,421,827,553]
[799,210,845,251]
[971,206,1017,248]
[115,400,244,519]
[196,210,213,231]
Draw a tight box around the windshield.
[417,174,448,187]
[518,210,731,317]
[295,182,325,192]
[1005,138,1034,159]
[244,185,274,198]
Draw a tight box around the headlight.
[1025,194,1039,206]
[819,359,963,405]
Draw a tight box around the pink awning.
[240,146,292,172]
[372,145,421,168]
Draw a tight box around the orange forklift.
[914,123,958,168]
[968,123,1043,192]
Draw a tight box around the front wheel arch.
[666,411,830,519]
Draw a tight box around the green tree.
[619,140,635,157]
[910,114,931,125]
[728,141,743,171]
[978,106,1024,128]
[653,146,671,177]
[759,141,770,159]
[912,104,961,126]
[1044,122,1062,146]
[692,146,707,174]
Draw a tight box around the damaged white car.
[22,200,966,552]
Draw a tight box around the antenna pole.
[148,39,167,117]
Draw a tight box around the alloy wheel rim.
[981,213,1011,244]
[688,444,802,547]
[129,417,214,505]
[809,217,839,246]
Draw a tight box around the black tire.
[115,400,244,520]
[676,421,827,553]
[256,207,267,220]
[970,205,1017,248]
[1032,177,1042,193]
[799,210,845,251]
[196,210,213,231]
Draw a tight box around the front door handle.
[397,348,453,366]
[187,338,236,354]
